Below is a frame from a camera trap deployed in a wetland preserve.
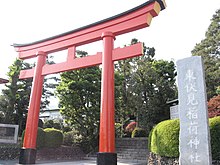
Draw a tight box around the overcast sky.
[0,0,219,80]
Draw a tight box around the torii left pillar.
[19,51,46,164]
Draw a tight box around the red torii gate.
[13,0,166,164]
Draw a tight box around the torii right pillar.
[98,32,116,165]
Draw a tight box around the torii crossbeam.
[13,0,166,164]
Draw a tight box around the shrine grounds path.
[0,159,146,165]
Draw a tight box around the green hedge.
[44,128,63,148]
[131,127,147,138]
[148,116,220,160]
[22,127,63,149]
[148,119,179,157]
[209,116,220,160]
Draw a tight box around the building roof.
[166,99,179,105]
[0,78,9,84]
[40,109,60,112]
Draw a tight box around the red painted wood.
[99,32,115,152]
[67,46,76,61]
[14,1,161,59]
[13,0,166,161]
[19,43,143,79]
[23,51,46,149]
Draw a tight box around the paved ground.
[0,159,146,165]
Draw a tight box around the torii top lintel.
[13,0,166,60]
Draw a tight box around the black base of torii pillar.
[97,153,117,165]
[19,148,37,164]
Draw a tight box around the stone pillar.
[177,56,212,165]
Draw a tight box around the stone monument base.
[148,152,220,165]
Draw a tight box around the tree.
[0,59,32,135]
[0,57,57,135]
[192,9,220,99]
[115,39,177,133]
[208,95,220,118]
[114,39,155,123]
[132,55,177,132]
[0,95,8,122]
[41,55,60,109]
[114,55,136,129]
[56,39,177,144]
[56,50,101,152]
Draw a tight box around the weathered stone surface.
[36,145,85,160]
[176,56,212,165]
[0,143,20,160]
[147,152,220,165]
[148,152,179,165]
[0,124,19,144]
[116,138,149,161]
[170,105,179,119]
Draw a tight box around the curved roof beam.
[13,0,166,59]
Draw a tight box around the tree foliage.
[192,9,220,99]
[56,50,101,152]
[57,39,177,150]
[0,59,32,134]
[41,56,60,109]
[208,95,220,118]
[115,39,177,133]
[0,57,57,135]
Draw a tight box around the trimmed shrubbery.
[148,119,179,157]
[36,127,46,149]
[22,127,63,149]
[131,127,147,138]
[44,128,63,148]
[125,122,137,133]
[124,121,137,137]
[148,116,220,160]
[209,116,220,160]
[208,95,220,118]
